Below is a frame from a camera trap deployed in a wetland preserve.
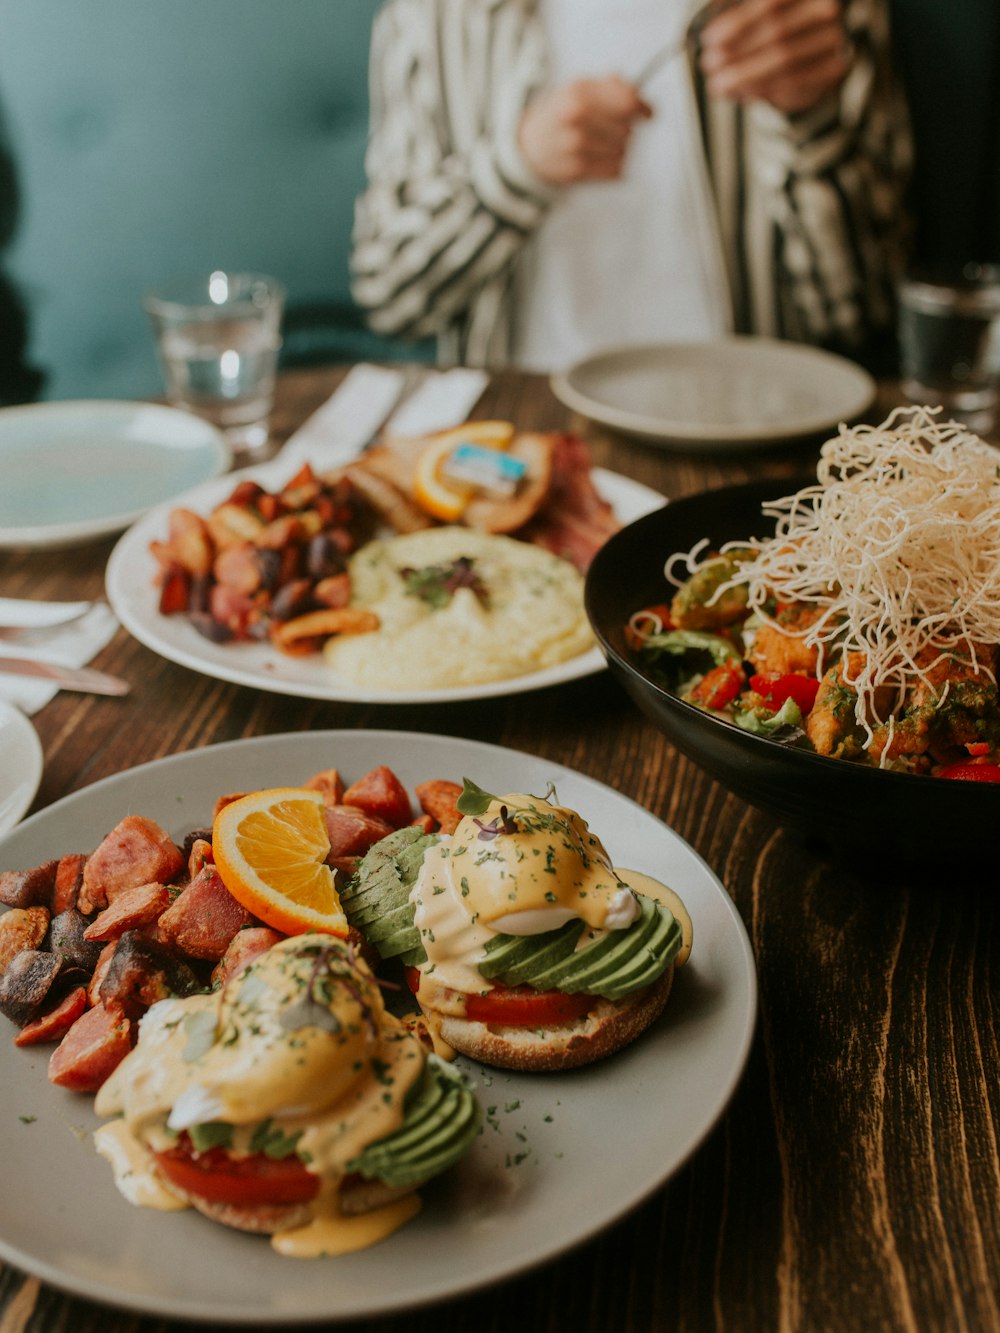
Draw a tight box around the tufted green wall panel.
[0,0,428,404]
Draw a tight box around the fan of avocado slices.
[340,825,684,1004]
[181,1057,478,1193]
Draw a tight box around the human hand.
[517,75,652,186]
[698,0,853,115]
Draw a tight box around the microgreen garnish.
[399,557,489,609]
[474,804,520,840]
[456,778,497,816]
[279,940,379,1039]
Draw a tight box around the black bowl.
[585,476,998,869]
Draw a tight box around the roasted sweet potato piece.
[156,866,256,961]
[52,854,87,914]
[186,836,213,878]
[303,767,345,806]
[88,942,116,1008]
[269,607,379,653]
[343,766,413,829]
[48,1002,132,1092]
[82,882,172,943]
[0,860,58,910]
[80,816,183,914]
[49,908,105,973]
[211,926,283,989]
[164,507,214,577]
[157,565,192,616]
[0,950,67,1027]
[414,779,464,834]
[323,806,395,859]
[0,906,50,975]
[256,513,305,551]
[207,501,264,549]
[97,932,202,1021]
[313,572,351,608]
[14,985,88,1047]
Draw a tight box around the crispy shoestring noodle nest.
[665,406,1000,761]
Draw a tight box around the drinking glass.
[145,271,286,463]
[897,262,1000,434]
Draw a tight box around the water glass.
[145,271,286,463]
[897,262,1000,434]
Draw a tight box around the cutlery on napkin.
[277,363,490,474]
[0,656,129,697]
[0,601,122,713]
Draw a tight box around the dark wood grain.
[1,368,996,1333]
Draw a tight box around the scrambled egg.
[323,527,594,689]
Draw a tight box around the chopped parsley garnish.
[400,557,489,609]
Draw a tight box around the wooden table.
[1,367,998,1333]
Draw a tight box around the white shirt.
[511,0,733,372]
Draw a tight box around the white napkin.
[382,368,489,438]
[278,363,489,474]
[0,602,120,715]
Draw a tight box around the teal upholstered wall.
[0,0,428,405]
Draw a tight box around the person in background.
[350,0,912,374]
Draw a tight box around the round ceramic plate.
[0,729,756,1325]
[551,338,877,449]
[0,401,231,549]
[0,702,43,835]
[105,466,665,703]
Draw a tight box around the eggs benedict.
[93,935,479,1255]
[340,782,692,1071]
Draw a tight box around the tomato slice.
[154,1138,320,1207]
[936,761,1000,783]
[465,985,593,1026]
[690,661,745,710]
[750,672,820,715]
[404,967,593,1027]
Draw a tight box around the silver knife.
[0,656,130,696]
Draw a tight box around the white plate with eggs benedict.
[0,730,756,1325]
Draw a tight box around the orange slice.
[212,787,348,937]
[411,420,516,522]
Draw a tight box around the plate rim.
[550,336,877,447]
[0,701,43,836]
[105,465,666,704]
[0,399,231,549]
[0,728,757,1324]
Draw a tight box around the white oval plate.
[0,702,43,835]
[106,465,665,703]
[0,401,231,549]
[0,729,756,1325]
[551,337,876,449]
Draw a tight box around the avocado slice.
[348,1059,480,1190]
[479,918,584,985]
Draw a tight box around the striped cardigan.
[351,0,912,368]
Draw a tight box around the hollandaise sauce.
[408,793,645,991]
[93,936,478,1256]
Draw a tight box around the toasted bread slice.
[352,430,554,534]
[430,969,675,1072]
[463,433,554,534]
